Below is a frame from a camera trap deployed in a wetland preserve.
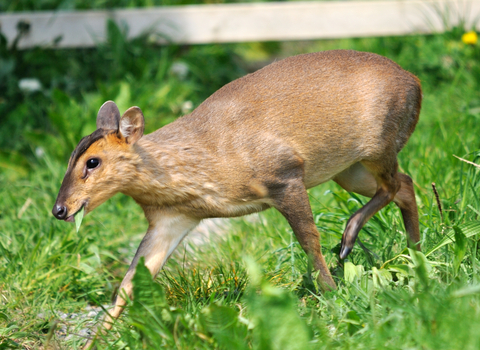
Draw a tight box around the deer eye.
[86,158,100,169]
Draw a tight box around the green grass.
[2,23,480,349]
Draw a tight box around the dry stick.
[453,154,480,168]
[432,182,444,223]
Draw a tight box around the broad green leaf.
[387,264,413,277]
[131,257,169,311]
[128,257,174,345]
[344,261,358,283]
[75,206,85,233]
[408,249,431,289]
[245,261,312,350]
[372,267,389,288]
[199,304,248,350]
[344,262,364,283]
[345,310,363,335]
[376,268,393,285]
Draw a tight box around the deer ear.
[96,101,120,130]
[119,106,145,144]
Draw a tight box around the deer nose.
[52,204,68,220]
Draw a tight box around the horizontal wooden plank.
[1,1,479,49]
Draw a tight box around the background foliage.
[2,2,480,349]
[1,0,267,12]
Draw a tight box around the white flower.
[19,78,42,92]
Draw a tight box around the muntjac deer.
[52,50,421,346]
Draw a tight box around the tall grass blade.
[426,221,480,256]
[453,226,467,274]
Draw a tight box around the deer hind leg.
[333,162,420,259]
[393,173,421,250]
[271,179,337,291]
[83,211,200,349]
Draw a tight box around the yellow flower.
[462,31,478,45]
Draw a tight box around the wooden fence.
[1,0,479,49]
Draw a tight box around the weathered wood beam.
[1,1,479,49]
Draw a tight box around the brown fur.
[52,50,422,348]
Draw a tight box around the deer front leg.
[83,210,200,349]
[272,180,337,292]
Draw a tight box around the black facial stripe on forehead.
[68,129,115,167]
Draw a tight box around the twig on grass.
[432,182,444,223]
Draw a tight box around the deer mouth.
[65,203,86,222]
